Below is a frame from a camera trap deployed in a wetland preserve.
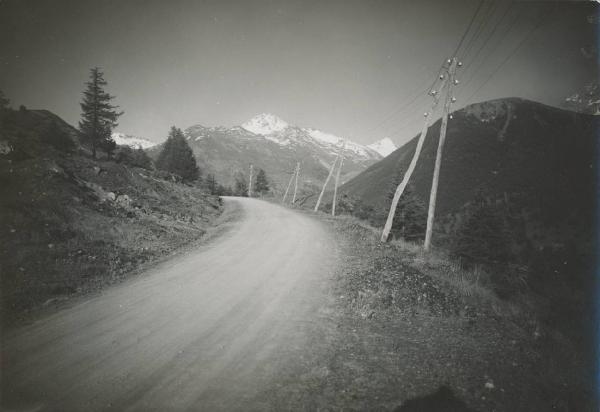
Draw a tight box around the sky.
[0,0,597,146]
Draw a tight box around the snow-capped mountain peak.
[241,113,289,135]
[112,132,156,149]
[367,137,397,157]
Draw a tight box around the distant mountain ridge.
[157,113,387,195]
[112,132,156,149]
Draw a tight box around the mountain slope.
[342,98,596,220]
[341,98,597,349]
[152,114,383,196]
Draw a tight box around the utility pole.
[380,73,449,242]
[292,162,300,204]
[424,57,460,251]
[331,143,345,216]
[282,166,295,204]
[314,156,339,212]
[248,164,253,198]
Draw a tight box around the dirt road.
[1,197,339,411]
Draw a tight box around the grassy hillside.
[317,214,597,411]
[0,108,223,326]
[336,98,597,356]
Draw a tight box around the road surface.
[1,198,339,411]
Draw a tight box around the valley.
[147,113,395,196]
[1,1,597,407]
[1,95,596,411]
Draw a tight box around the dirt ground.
[1,199,595,411]
[273,213,595,412]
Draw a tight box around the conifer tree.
[254,168,270,194]
[79,68,122,158]
[156,126,200,182]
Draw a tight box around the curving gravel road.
[1,197,339,411]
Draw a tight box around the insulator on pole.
[439,75,444,80]
[447,59,452,64]
[453,79,459,85]
[449,114,454,119]
[458,61,463,67]
[424,112,429,117]
[451,97,457,103]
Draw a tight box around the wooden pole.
[380,75,448,242]
[314,156,338,212]
[292,162,300,204]
[424,58,458,251]
[332,143,345,216]
[282,167,295,204]
[248,164,253,198]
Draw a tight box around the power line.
[458,4,522,99]
[465,9,551,103]
[461,1,515,74]
[380,1,487,138]
[452,0,485,57]
[361,1,488,143]
[459,1,499,61]
[359,66,444,137]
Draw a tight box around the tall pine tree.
[79,68,122,158]
[156,126,200,182]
